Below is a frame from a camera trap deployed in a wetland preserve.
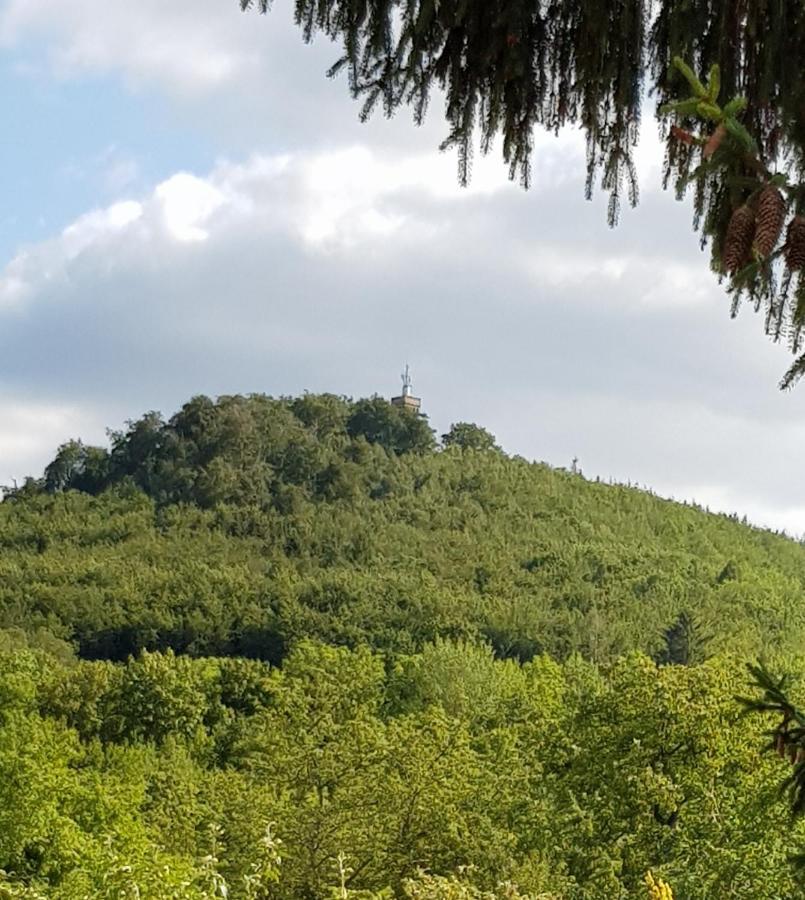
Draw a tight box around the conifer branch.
[739,662,805,825]
[239,1,805,385]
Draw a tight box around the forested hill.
[4,392,805,898]
[3,391,805,664]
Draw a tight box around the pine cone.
[722,205,755,274]
[671,125,696,146]
[754,184,786,257]
[703,123,727,159]
[784,215,805,271]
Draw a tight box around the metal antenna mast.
[401,364,413,397]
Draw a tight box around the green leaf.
[723,96,748,117]
[696,101,722,121]
[707,64,721,102]
[724,117,758,152]
[673,57,708,99]
[660,98,702,118]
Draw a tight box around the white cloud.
[0,0,261,93]
[521,247,713,310]
[0,265,31,309]
[155,174,225,243]
[0,2,803,534]
[0,145,521,292]
[61,200,143,253]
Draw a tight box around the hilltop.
[3,391,804,664]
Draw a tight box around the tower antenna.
[401,363,412,397]
[391,364,422,415]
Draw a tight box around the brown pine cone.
[722,205,755,274]
[703,123,727,160]
[784,215,805,271]
[671,125,696,146]
[754,184,786,258]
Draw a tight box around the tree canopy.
[3,392,805,893]
[1,638,804,896]
[241,0,804,213]
[6,391,805,665]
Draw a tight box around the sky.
[0,0,804,534]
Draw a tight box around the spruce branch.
[238,4,805,387]
[739,662,805,824]
[660,57,805,384]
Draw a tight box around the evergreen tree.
[655,611,712,666]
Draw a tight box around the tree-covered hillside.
[3,392,805,897]
[3,392,805,665]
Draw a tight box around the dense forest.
[2,393,805,897]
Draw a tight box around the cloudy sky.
[0,0,804,533]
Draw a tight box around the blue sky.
[0,51,213,261]
[1,0,804,534]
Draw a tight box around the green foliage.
[44,441,109,495]
[654,611,712,666]
[240,1,805,230]
[401,870,542,899]
[101,649,218,745]
[347,397,436,456]
[0,645,802,896]
[660,56,805,387]
[442,424,499,453]
[4,392,805,666]
[739,662,805,827]
[5,394,805,892]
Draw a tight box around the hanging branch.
[661,57,805,387]
[240,0,805,385]
[739,662,805,868]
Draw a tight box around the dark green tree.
[654,610,712,666]
[347,397,435,454]
[44,441,109,494]
[108,411,173,497]
[289,392,351,440]
[740,662,805,868]
[442,422,499,452]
